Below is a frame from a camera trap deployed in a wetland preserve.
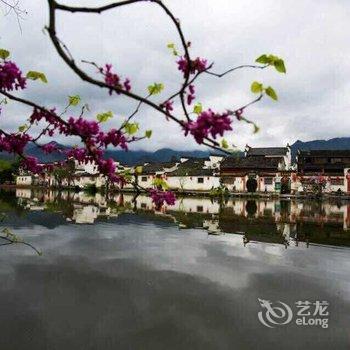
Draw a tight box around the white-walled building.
[166,158,221,192]
[16,175,33,186]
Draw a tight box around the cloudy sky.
[0,0,349,152]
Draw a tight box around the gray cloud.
[0,0,349,151]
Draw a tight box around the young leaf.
[221,139,229,149]
[124,122,139,135]
[265,86,278,101]
[193,102,203,115]
[26,71,48,83]
[145,130,152,138]
[253,123,260,134]
[152,177,169,190]
[147,83,164,95]
[96,111,113,123]
[255,54,269,64]
[251,81,263,93]
[135,166,143,174]
[0,49,10,60]
[18,124,28,132]
[69,95,81,106]
[274,59,286,73]
[167,43,178,56]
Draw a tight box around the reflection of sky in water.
[0,191,350,349]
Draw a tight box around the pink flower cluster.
[101,64,131,95]
[183,109,232,144]
[97,129,128,150]
[0,61,26,91]
[187,84,195,105]
[149,189,176,208]
[160,100,174,114]
[67,117,99,138]
[22,156,43,174]
[41,142,58,154]
[0,132,31,154]
[177,56,207,76]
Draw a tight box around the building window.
[197,177,204,183]
[330,178,343,185]
[197,206,203,212]
[141,176,147,182]
[331,158,342,164]
[264,177,273,185]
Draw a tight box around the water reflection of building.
[14,189,350,247]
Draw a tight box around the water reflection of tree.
[44,192,74,218]
[245,201,257,218]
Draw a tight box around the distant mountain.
[0,143,219,165]
[105,148,216,165]
[290,137,350,160]
[2,137,350,164]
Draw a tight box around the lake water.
[0,189,349,349]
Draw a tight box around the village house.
[136,161,179,190]
[16,174,33,186]
[245,144,293,169]
[292,150,350,194]
[166,156,222,192]
[220,146,292,193]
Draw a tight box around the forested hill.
[1,137,350,164]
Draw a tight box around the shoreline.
[2,184,350,201]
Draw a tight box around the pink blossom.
[177,56,208,76]
[101,64,132,95]
[0,133,31,154]
[149,189,176,208]
[183,109,232,144]
[160,100,174,114]
[68,117,99,137]
[22,156,43,174]
[41,142,58,154]
[0,61,26,91]
[187,84,195,105]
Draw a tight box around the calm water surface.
[0,189,349,349]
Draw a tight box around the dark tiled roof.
[139,162,177,175]
[221,156,283,170]
[167,158,216,176]
[247,147,288,156]
[298,150,350,157]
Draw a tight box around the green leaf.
[256,54,286,73]
[124,122,139,135]
[96,111,113,123]
[255,54,269,64]
[26,71,48,83]
[274,59,286,73]
[167,43,178,56]
[221,139,229,149]
[251,81,263,93]
[18,124,28,132]
[135,166,143,174]
[193,102,203,115]
[147,83,164,95]
[68,95,81,106]
[145,130,152,138]
[253,124,260,134]
[152,177,169,190]
[0,49,10,60]
[265,86,278,101]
